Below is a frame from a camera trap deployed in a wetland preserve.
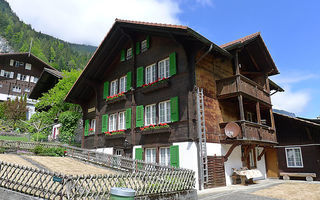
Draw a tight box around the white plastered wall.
[96,147,113,155]
[255,147,267,180]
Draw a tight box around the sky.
[6,0,320,118]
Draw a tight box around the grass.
[0,135,29,142]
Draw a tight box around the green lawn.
[0,135,29,142]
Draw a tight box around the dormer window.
[25,63,32,70]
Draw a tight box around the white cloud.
[271,72,318,84]
[6,0,181,46]
[271,86,311,114]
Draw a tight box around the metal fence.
[0,140,196,199]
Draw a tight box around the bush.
[0,147,6,154]
[33,145,66,157]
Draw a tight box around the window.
[159,147,170,166]
[19,62,24,67]
[90,119,96,133]
[159,101,171,123]
[118,111,125,130]
[25,63,32,70]
[145,63,156,84]
[246,112,254,122]
[145,104,156,126]
[110,79,118,96]
[119,76,127,93]
[145,148,156,163]
[12,86,21,93]
[109,113,117,132]
[10,59,14,66]
[141,39,147,52]
[2,71,14,78]
[30,76,38,83]
[158,58,170,79]
[115,149,123,156]
[33,77,38,83]
[15,61,20,67]
[18,74,29,82]
[126,48,132,60]
[286,147,303,167]
[24,88,30,93]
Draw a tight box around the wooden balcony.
[216,75,271,105]
[220,121,277,144]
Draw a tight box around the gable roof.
[220,32,279,76]
[0,52,56,71]
[65,19,232,103]
[274,112,320,128]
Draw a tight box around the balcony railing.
[216,74,271,105]
[219,120,277,144]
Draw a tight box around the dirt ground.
[252,182,320,200]
[0,154,117,176]
[26,156,117,175]
[0,154,37,168]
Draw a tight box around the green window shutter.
[125,108,132,129]
[170,145,179,168]
[136,105,144,127]
[120,49,125,61]
[135,148,143,160]
[169,52,177,76]
[146,35,150,49]
[126,71,132,91]
[131,48,134,57]
[103,81,109,99]
[101,114,108,133]
[84,119,89,136]
[136,42,140,55]
[170,96,179,122]
[136,67,144,87]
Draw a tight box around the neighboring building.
[0,52,58,120]
[274,112,320,181]
[29,67,62,100]
[65,20,280,189]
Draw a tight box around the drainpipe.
[195,43,213,65]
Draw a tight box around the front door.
[265,148,279,178]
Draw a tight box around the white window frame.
[25,63,32,70]
[110,79,118,96]
[9,72,14,79]
[141,39,147,52]
[10,59,14,66]
[145,148,156,163]
[158,57,170,79]
[145,63,156,84]
[145,104,156,126]
[115,149,123,156]
[90,119,96,133]
[24,88,30,93]
[119,75,127,93]
[109,113,118,132]
[126,48,132,60]
[12,86,21,93]
[159,100,171,123]
[118,111,125,130]
[33,77,38,83]
[285,147,303,168]
[159,147,170,166]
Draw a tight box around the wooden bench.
[280,172,316,181]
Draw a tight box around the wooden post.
[269,108,275,129]
[238,95,245,121]
[256,102,261,124]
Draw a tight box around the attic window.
[126,48,133,60]
[141,39,147,52]
[9,59,14,66]
[25,63,32,70]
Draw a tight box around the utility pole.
[28,38,33,57]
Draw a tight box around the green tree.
[31,69,82,143]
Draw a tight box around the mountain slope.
[0,0,96,71]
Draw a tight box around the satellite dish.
[225,122,241,138]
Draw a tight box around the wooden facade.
[0,53,57,98]
[274,113,320,181]
[65,20,280,189]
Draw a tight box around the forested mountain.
[0,0,96,71]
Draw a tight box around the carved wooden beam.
[224,142,239,162]
[257,147,267,161]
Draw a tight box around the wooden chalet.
[0,52,59,119]
[274,113,320,181]
[65,20,280,189]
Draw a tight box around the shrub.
[33,145,66,157]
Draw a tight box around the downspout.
[195,43,213,65]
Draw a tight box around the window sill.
[106,93,127,104]
[137,126,171,135]
[142,79,169,94]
